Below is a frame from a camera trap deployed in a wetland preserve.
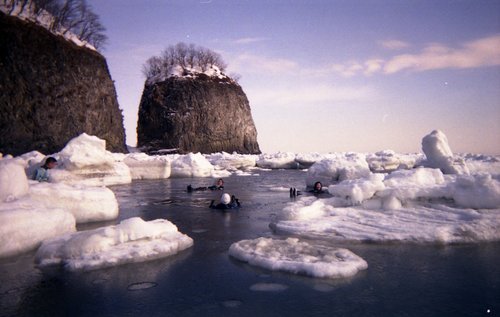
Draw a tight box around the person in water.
[187,178,224,192]
[290,181,326,197]
[209,193,241,210]
[33,157,57,182]
[310,181,324,194]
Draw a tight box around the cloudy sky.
[88,0,500,154]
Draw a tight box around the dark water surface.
[1,170,499,317]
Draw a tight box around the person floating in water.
[310,181,324,194]
[290,181,327,197]
[209,193,241,210]
[187,178,224,192]
[33,157,57,182]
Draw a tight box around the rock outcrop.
[137,72,261,154]
[0,12,127,156]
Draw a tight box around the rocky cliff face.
[0,13,127,156]
[137,73,261,154]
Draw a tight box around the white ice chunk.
[0,158,29,202]
[205,152,257,170]
[58,133,115,170]
[0,201,75,258]
[229,237,368,278]
[306,153,371,187]
[170,153,214,178]
[450,173,500,209]
[274,203,500,244]
[295,153,334,168]
[256,152,299,169]
[379,167,450,203]
[421,130,469,175]
[29,182,119,223]
[35,217,194,271]
[49,133,132,186]
[124,153,171,179]
[328,173,386,205]
[366,150,420,172]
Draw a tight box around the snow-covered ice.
[35,217,194,271]
[123,153,171,179]
[257,152,299,169]
[29,182,119,223]
[0,158,29,202]
[0,201,75,258]
[421,130,469,175]
[205,152,257,170]
[170,152,214,177]
[305,153,371,187]
[229,237,368,278]
[274,166,500,244]
[50,133,132,186]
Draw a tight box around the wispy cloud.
[313,34,500,77]
[383,34,500,73]
[379,39,411,50]
[233,37,268,44]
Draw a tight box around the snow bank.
[29,182,119,223]
[0,158,29,202]
[170,153,214,177]
[257,152,299,169]
[421,130,469,175]
[229,237,367,278]
[35,217,193,271]
[0,201,75,258]
[123,153,171,179]
[50,133,131,186]
[306,153,371,187]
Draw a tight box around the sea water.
[0,170,498,316]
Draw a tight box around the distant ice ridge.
[229,237,367,278]
[35,217,193,271]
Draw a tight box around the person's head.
[44,157,58,169]
[314,181,322,191]
[220,193,231,205]
[216,178,224,187]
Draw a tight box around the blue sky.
[88,0,500,154]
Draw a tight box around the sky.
[88,0,500,155]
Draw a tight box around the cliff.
[137,73,261,154]
[0,12,127,156]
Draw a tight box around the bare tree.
[143,43,232,81]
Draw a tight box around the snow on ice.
[35,217,193,271]
[50,133,132,186]
[229,237,368,278]
[124,153,171,179]
[170,152,214,177]
[29,182,119,223]
[0,201,75,258]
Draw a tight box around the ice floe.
[229,237,368,278]
[35,217,193,271]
